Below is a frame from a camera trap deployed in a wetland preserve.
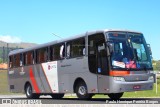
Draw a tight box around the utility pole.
[7,43,9,63]
[3,46,5,63]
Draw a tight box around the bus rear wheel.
[75,81,92,99]
[51,94,64,99]
[25,84,40,99]
[108,92,124,100]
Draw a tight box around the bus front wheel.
[108,92,124,100]
[25,84,40,99]
[75,81,92,99]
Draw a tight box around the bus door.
[96,42,110,93]
[88,33,109,93]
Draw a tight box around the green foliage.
[157,78,160,84]
[0,58,3,63]
[0,71,9,94]
[152,60,160,71]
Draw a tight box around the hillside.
[0,41,37,64]
[0,41,37,48]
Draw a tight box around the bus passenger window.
[32,52,35,64]
[67,38,85,58]
[14,54,20,67]
[67,44,70,58]
[36,48,48,63]
[23,53,26,65]
[9,56,14,68]
[60,45,65,58]
[50,43,65,61]
[24,51,34,65]
[20,54,23,66]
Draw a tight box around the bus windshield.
[106,32,153,70]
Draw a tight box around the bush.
[157,78,160,84]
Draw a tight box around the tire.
[51,94,64,99]
[25,84,40,99]
[75,81,92,100]
[108,92,124,100]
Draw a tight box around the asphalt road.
[0,95,160,104]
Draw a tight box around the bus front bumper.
[109,79,154,93]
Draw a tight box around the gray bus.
[8,29,155,100]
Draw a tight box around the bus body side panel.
[57,56,98,93]
[8,64,54,94]
[8,67,26,93]
[41,61,60,93]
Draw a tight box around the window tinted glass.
[9,56,14,68]
[36,48,48,63]
[66,38,85,58]
[24,51,34,65]
[50,43,65,61]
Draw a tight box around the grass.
[0,70,10,94]
[1,70,160,98]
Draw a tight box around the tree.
[152,60,160,71]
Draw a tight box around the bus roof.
[9,29,142,55]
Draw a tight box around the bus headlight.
[114,77,125,82]
[148,76,154,81]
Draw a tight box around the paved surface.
[0,95,160,104]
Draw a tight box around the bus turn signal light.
[110,71,130,76]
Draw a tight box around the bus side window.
[9,56,13,68]
[27,52,31,65]
[16,54,20,67]
[24,51,34,65]
[67,38,85,58]
[50,43,65,61]
[20,54,23,66]
[66,44,70,58]
[36,48,48,63]
[50,46,54,61]
[14,55,18,67]
[31,51,35,64]
[60,44,65,59]
[72,38,85,57]
[23,53,26,66]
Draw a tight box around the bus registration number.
[133,85,141,89]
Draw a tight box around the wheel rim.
[78,86,86,95]
[26,85,32,97]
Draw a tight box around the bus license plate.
[133,85,141,89]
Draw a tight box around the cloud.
[0,35,22,43]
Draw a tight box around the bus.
[8,29,155,100]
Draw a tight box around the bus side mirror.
[107,42,114,55]
[147,44,152,55]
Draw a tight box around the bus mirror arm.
[147,44,152,55]
[106,42,114,55]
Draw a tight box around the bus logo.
[136,77,139,80]
[48,65,51,70]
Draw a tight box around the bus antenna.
[52,33,63,39]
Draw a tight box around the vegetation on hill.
[152,60,160,71]
[0,41,37,63]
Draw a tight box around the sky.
[0,0,160,60]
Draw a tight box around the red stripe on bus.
[109,71,130,76]
[41,64,53,93]
[29,68,40,93]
